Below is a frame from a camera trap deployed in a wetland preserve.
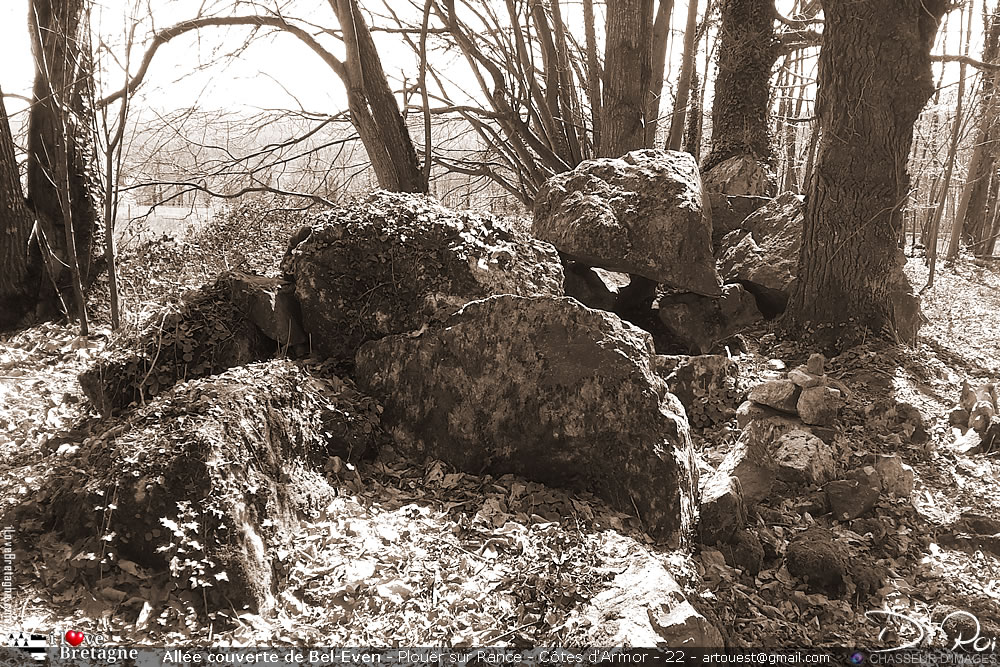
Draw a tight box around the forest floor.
[1,252,999,649]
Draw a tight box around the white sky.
[0,0,355,116]
[0,0,987,121]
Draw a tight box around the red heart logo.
[65,631,84,647]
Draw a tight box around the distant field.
[115,204,218,246]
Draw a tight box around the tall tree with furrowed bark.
[784,0,947,346]
[0,0,101,332]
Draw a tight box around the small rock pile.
[697,352,917,594]
[743,353,844,427]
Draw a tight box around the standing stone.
[656,283,762,354]
[228,272,307,347]
[702,154,775,246]
[875,455,915,498]
[715,415,805,504]
[806,353,825,376]
[699,472,746,545]
[826,468,881,520]
[355,295,698,545]
[658,354,739,427]
[533,149,720,295]
[717,192,804,315]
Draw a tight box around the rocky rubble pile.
[744,353,845,427]
[697,352,916,595]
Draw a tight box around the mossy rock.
[283,191,563,362]
[79,273,278,415]
[43,360,382,615]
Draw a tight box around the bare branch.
[931,53,1000,71]
[96,15,346,109]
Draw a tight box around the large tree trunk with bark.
[785,0,946,345]
[331,0,425,193]
[28,0,100,279]
[645,0,675,146]
[702,0,777,172]
[27,0,101,315]
[0,93,40,330]
[700,0,778,240]
[1,0,101,331]
[600,0,655,157]
[667,0,701,151]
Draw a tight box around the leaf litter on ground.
[3,255,1000,647]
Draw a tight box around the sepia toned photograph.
[0,0,999,660]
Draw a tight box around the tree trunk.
[702,0,777,171]
[683,69,703,158]
[0,91,40,330]
[332,0,425,193]
[600,0,654,157]
[785,0,946,345]
[27,0,101,317]
[958,1,1000,256]
[781,50,808,193]
[549,0,584,165]
[667,0,700,151]
[582,0,603,154]
[984,172,1000,255]
[944,2,975,264]
[645,0,675,146]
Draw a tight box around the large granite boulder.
[532,149,720,295]
[47,361,383,614]
[283,191,563,360]
[717,192,803,315]
[79,272,282,415]
[355,295,698,545]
